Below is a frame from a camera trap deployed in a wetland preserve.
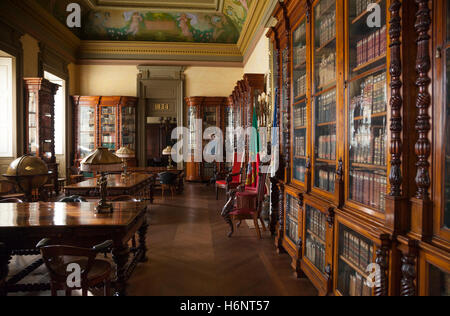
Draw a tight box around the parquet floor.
[127,183,317,296]
[8,183,317,296]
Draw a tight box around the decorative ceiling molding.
[82,0,224,12]
[78,40,243,63]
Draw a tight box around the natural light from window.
[0,53,14,157]
[44,71,65,156]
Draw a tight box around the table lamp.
[116,146,135,179]
[162,146,174,170]
[80,148,123,214]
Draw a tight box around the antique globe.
[3,155,49,201]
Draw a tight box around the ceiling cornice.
[82,0,223,13]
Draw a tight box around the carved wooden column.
[270,177,279,236]
[374,235,391,296]
[281,2,291,183]
[275,182,285,254]
[292,193,305,279]
[410,0,433,240]
[335,158,344,208]
[385,0,408,234]
[400,240,418,296]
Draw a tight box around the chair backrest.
[159,172,177,185]
[232,152,245,183]
[109,195,139,202]
[58,196,87,203]
[256,171,268,216]
[0,198,23,203]
[39,244,98,285]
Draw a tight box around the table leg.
[149,182,154,204]
[0,243,11,297]
[138,221,149,263]
[112,244,130,297]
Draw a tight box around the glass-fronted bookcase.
[312,0,339,199]
[345,0,389,220]
[291,13,309,188]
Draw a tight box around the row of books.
[294,45,307,66]
[295,136,306,157]
[316,90,336,123]
[306,235,326,274]
[102,143,116,150]
[294,163,307,182]
[348,272,373,296]
[318,13,336,48]
[101,116,116,125]
[316,0,335,17]
[350,73,387,117]
[294,22,306,43]
[286,218,299,243]
[296,74,307,98]
[356,25,387,68]
[342,229,374,272]
[317,134,336,161]
[294,105,307,128]
[350,170,387,211]
[101,135,116,143]
[351,128,387,166]
[286,195,299,220]
[307,206,327,242]
[317,168,336,193]
[101,108,116,115]
[317,53,336,88]
[355,0,376,18]
[122,107,135,115]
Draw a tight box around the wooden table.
[0,202,148,296]
[129,167,184,194]
[64,174,155,204]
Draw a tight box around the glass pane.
[203,107,217,129]
[121,106,135,150]
[445,49,450,229]
[286,194,299,244]
[337,224,374,296]
[313,0,336,94]
[78,106,95,158]
[293,101,307,182]
[348,0,387,79]
[314,89,336,193]
[429,264,450,296]
[101,106,116,150]
[293,19,307,102]
[305,205,326,274]
[348,70,388,212]
[447,0,450,41]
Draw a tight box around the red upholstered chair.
[215,153,244,200]
[221,171,268,239]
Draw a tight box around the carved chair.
[221,171,268,239]
[0,180,25,201]
[37,239,113,296]
[215,152,245,200]
[0,198,24,203]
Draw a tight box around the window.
[44,71,66,155]
[0,54,14,157]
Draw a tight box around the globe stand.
[3,173,51,202]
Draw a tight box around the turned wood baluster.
[374,235,391,296]
[389,0,403,197]
[270,177,279,236]
[414,0,432,201]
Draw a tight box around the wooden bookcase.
[24,77,60,193]
[71,96,138,167]
[267,0,449,296]
[185,97,227,182]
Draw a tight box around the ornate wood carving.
[326,207,335,228]
[278,182,285,235]
[388,0,403,197]
[414,0,432,200]
[374,235,391,296]
[400,241,418,296]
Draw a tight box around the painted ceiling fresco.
[37,0,252,44]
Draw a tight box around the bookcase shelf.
[268,0,449,296]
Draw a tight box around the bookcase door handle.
[436,46,442,59]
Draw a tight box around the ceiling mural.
[37,0,252,44]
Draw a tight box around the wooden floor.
[127,183,317,296]
[8,183,317,296]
